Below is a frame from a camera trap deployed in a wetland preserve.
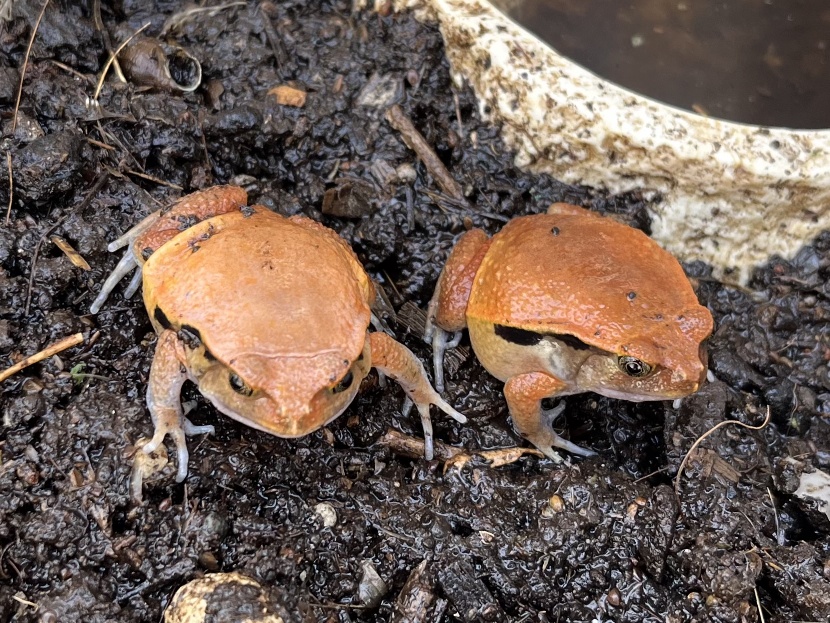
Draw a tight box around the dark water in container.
[495,0,830,129]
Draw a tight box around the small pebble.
[358,561,388,608]
[314,502,337,528]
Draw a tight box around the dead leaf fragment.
[51,235,91,270]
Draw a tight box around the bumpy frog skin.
[93,186,465,482]
[425,203,713,461]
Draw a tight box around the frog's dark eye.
[332,370,354,394]
[617,356,652,378]
[229,372,253,396]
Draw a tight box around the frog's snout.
[670,357,708,393]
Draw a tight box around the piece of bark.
[385,104,464,201]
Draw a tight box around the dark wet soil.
[1,1,829,622]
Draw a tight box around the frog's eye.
[331,370,354,394]
[229,372,253,396]
[617,356,652,378]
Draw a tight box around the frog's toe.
[553,437,596,458]
[183,418,215,437]
[90,248,139,313]
[142,414,213,483]
[541,401,566,424]
[150,424,191,483]
[141,424,189,482]
[427,327,461,394]
[432,394,467,424]
[415,403,435,461]
[411,395,465,460]
[534,445,565,464]
[172,432,190,483]
[123,265,143,299]
[524,427,595,462]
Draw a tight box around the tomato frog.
[424,203,713,461]
[92,185,465,482]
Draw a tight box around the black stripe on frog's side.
[494,324,544,346]
[494,324,592,351]
[554,333,591,351]
[154,307,172,330]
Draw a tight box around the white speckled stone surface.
[364,0,830,282]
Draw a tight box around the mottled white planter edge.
[361,0,830,283]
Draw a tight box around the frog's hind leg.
[143,330,215,483]
[504,372,596,462]
[368,332,466,461]
[89,209,161,313]
[90,186,248,313]
[424,228,491,392]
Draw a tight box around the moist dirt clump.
[1,2,829,622]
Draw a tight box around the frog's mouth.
[195,344,372,438]
[595,386,692,403]
[207,394,357,438]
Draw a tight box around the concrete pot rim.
[373,0,830,283]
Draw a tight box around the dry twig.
[124,169,183,190]
[92,0,125,83]
[5,152,12,225]
[162,1,246,35]
[93,23,151,102]
[674,406,771,496]
[12,0,50,132]
[386,104,465,202]
[0,333,84,383]
[378,429,542,471]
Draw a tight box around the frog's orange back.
[143,208,373,394]
[466,211,712,371]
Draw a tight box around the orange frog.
[425,203,713,461]
[92,186,465,481]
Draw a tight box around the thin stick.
[93,22,151,101]
[12,0,50,132]
[47,60,94,83]
[92,0,125,83]
[767,486,783,546]
[453,90,465,140]
[754,587,766,623]
[386,104,465,202]
[674,406,771,496]
[0,333,83,383]
[124,168,183,190]
[4,151,12,225]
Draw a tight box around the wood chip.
[50,235,91,270]
[386,104,465,202]
[268,84,307,107]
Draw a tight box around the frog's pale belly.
[467,317,591,393]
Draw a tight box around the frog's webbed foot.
[368,332,466,461]
[504,372,596,463]
[90,210,161,313]
[143,413,215,483]
[144,330,214,483]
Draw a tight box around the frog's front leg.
[504,372,596,462]
[368,332,466,461]
[142,330,215,482]
[424,229,491,391]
